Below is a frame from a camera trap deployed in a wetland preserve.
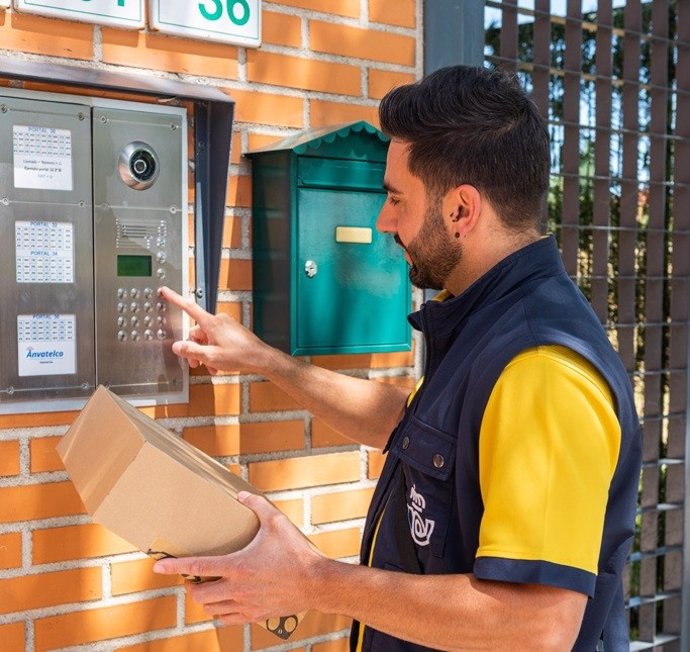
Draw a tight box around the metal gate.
[484,0,690,650]
[467,0,689,648]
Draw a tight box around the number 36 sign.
[11,0,261,48]
[150,0,261,48]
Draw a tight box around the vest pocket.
[390,415,456,559]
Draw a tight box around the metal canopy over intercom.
[0,57,234,413]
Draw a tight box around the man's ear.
[443,185,482,238]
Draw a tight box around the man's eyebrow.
[383,180,403,194]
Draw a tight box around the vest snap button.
[402,436,410,450]
[433,454,445,469]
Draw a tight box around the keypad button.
[117,330,127,341]
[130,302,140,313]
[156,329,166,340]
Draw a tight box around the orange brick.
[118,630,201,652]
[249,381,301,412]
[369,0,417,27]
[185,590,211,624]
[33,524,136,565]
[0,622,24,652]
[0,13,93,59]
[313,637,351,652]
[227,173,252,208]
[0,481,85,523]
[250,610,351,649]
[216,626,245,651]
[369,69,416,100]
[161,383,241,418]
[219,258,253,291]
[312,488,375,524]
[312,419,352,448]
[272,497,305,527]
[370,351,414,368]
[29,436,63,473]
[263,9,303,47]
[0,567,101,615]
[216,301,243,323]
[273,0,359,17]
[0,531,22,570]
[368,450,386,480]
[35,596,176,651]
[310,99,380,129]
[0,409,76,429]
[249,451,360,491]
[0,440,19,477]
[101,29,238,80]
[309,527,361,559]
[312,354,374,370]
[247,50,361,96]
[111,557,180,596]
[310,21,416,66]
[183,420,305,456]
[230,131,243,165]
[222,215,243,249]
[118,628,242,652]
[247,131,290,152]
[229,88,304,129]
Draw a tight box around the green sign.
[149,0,261,48]
[13,0,144,28]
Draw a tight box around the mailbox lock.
[304,260,318,278]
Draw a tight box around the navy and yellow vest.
[353,236,642,651]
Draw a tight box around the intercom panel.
[0,90,188,413]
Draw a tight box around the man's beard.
[399,199,462,290]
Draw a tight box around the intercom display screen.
[117,255,152,277]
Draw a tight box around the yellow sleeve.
[477,345,621,575]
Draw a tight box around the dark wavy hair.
[379,65,550,231]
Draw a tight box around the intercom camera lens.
[130,150,157,182]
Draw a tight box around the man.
[154,66,642,651]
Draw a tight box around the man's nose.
[376,204,395,233]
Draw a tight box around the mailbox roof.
[247,121,389,160]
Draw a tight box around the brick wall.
[0,1,423,650]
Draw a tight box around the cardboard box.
[57,385,303,641]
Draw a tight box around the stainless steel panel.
[92,106,186,400]
[0,93,95,405]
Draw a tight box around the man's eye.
[388,196,400,206]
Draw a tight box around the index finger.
[158,286,214,327]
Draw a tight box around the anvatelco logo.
[407,484,435,547]
[24,346,64,360]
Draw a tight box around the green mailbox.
[248,121,411,356]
